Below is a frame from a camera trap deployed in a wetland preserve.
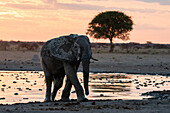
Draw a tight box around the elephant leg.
[60,61,80,101]
[63,62,87,102]
[52,75,65,101]
[44,70,53,102]
[61,61,81,101]
[61,61,79,101]
[61,78,72,101]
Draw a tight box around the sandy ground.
[0,51,170,75]
[90,53,170,75]
[0,51,170,113]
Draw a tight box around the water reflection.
[89,74,131,93]
[0,71,170,104]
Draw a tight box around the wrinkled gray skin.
[40,34,92,102]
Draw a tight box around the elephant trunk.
[82,59,90,95]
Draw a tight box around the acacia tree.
[86,11,134,52]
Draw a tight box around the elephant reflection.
[41,34,96,102]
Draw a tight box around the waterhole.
[0,71,169,104]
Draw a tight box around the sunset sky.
[0,0,170,43]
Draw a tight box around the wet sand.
[0,51,170,113]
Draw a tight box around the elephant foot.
[59,98,71,102]
[85,90,89,95]
[78,98,88,102]
[44,97,51,102]
[52,99,55,102]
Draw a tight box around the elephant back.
[41,35,80,62]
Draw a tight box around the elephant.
[40,34,97,102]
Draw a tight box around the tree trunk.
[109,38,114,52]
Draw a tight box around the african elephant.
[40,34,96,102]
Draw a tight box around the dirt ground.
[0,100,170,113]
[0,51,170,113]
[90,53,170,75]
[0,51,170,75]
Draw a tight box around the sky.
[0,0,170,44]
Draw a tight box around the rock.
[0,97,5,100]
[100,94,104,97]
[13,81,17,83]
[1,88,5,91]
[17,88,22,91]
[91,101,96,105]
[39,89,42,91]
[99,78,102,80]
[2,84,6,87]
[144,84,148,87]
[136,86,140,89]
[14,93,18,95]
[23,98,28,100]
[26,88,31,90]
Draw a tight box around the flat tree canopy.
[86,11,134,52]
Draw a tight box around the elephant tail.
[91,57,98,61]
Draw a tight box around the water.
[0,71,170,104]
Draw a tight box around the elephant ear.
[49,36,80,62]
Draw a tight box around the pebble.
[0,97,5,100]
[144,84,148,87]
[26,88,31,90]
[17,88,22,91]
[99,78,102,80]
[136,86,140,89]
[2,84,6,87]
[14,93,18,95]
[26,81,30,83]
[100,94,104,97]
[23,98,29,100]
[39,89,42,91]
[91,101,96,105]
[13,81,17,83]
[1,88,5,91]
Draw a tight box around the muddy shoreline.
[0,99,170,113]
[1,68,170,76]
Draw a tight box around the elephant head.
[48,34,92,95]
